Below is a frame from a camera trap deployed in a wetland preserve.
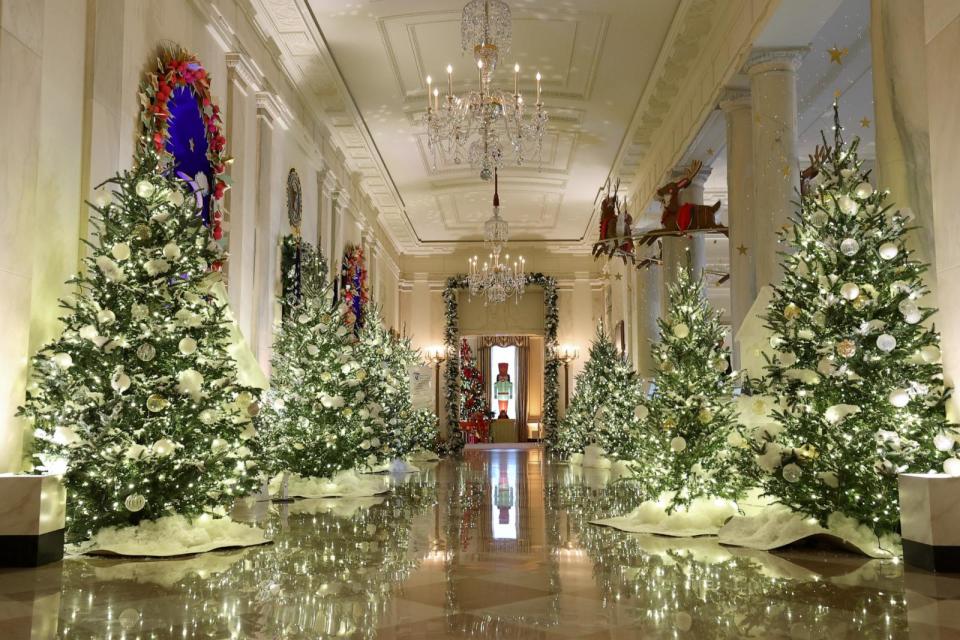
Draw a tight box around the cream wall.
[0,0,400,472]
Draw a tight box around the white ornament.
[152,438,175,457]
[92,188,111,208]
[899,300,919,316]
[782,463,802,483]
[818,471,839,488]
[134,180,155,199]
[838,195,859,215]
[672,323,690,339]
[810,210,828,227]
[176,368,204,398]
[878,243,899,260]
[921,345,942,363]
[240,423,257,440]
[97,310,116,325]
[934,434,955,452]
[905,310,922,325]
[52,426,82,446]
[167,189,184,207]
[889,388,910,408]
[306,344,319,356]
[670,436,687,452]
[211,438,229,453]
[199,409,217,425]
[839,238,860,256]
[824,404,861,424]
[136,343,156,362]
[945,458,960,476]
[178,337,197,355]
[111,243,131,261]
[798,328,815,341]
[876,334,897,353]
[95,256,125,282]
[713,356,728,372]
[79,325,99,341]
[634,405,649,420]
[840,282,860,300]
[111,370,131,393]
[727,431,745,447]
[51,352,73,369]
[162,243,181,260]
[854,182,874,199]
[124,494,146,512]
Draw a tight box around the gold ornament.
[783,303,801,321]
[796,444,819,460]
[134,224,152,241]
[697,408,714,424]
[146,394,167,412]
[247,402,260,417]
[662,417,677,431]
[837,340,856,358]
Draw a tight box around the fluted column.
[720,88,756,367]
[635,264,662,378]
[746,48,805,290]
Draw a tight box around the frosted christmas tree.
[553,326,642,460]
[751,103,953,538]
[261,262,389,497]
[354,304,439,464]
[20,154,262,542]
[624,267,746,506]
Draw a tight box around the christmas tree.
[753,103,953,537]
[553,326,642,458]
[354,304,439,460]
[260,269,384,482]
[459,339,486,424]
[19,154,262,542]
[624,267,747,509]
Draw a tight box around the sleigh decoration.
[591,178,636,263]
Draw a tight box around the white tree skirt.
[270,469,390,499]
[717,503,901,559]
[592,494,740,537]
[407,448,441,462]
[69,515,270,557]
[363,458,421,474]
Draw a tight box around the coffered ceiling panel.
[300,0,683,252]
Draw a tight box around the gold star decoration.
[706,147,715,156]
[737,244,748,255]
[834,89,843,99]
[782,164,791,178]
[828,45,848,64]
[860,117,871,128]
[615,273,623,281]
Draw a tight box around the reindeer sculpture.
[656,160,722,233]
[800,144,829,196]
[592,178,635,263]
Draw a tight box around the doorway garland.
[442,273,559,453]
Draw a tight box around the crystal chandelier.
[424,0,549,181]
[467,170,526,304]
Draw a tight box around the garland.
[442,273,559,453]
[137,45,229,257]
[340,245,369,330]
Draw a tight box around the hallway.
[0,448,953,638]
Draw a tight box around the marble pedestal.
[0,474,65,567]
[899,473,960,572]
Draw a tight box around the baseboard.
[902,539,960,573]
[0,529,65,567]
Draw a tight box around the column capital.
[320,167,339,197]
[744,47,808,75]
[225,52,262,92]
[718,88,751,113]
[256,91,289,129]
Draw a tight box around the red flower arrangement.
[138,46,230,255]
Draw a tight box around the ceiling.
[302,0,682,251]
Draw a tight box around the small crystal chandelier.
[424,0,549,181]
[468,170,526,304]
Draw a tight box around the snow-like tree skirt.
[270,469,390,499]
[363,458,422,474]
[592,494,739,537]
[717,504,901,559]
[68,515,269,557]
[87,546,251,587]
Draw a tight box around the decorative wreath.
[339,245,369,330]
[138,45,230,257]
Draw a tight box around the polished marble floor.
[3,447,960,639]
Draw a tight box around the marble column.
[720,88,756,368]
[871,0,936,300]
[251,93,279,373]
[634,264,662,378]
[926,2,960,421]
[745,48,805,290]
[224,53,259,342]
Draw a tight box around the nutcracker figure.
[494,362,513,419]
